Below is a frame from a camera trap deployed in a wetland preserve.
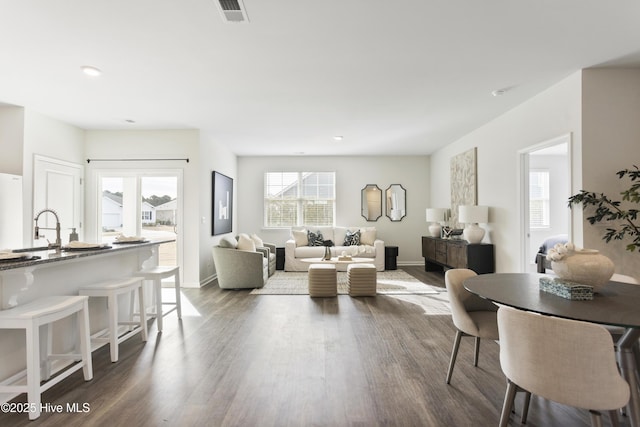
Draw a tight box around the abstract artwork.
[450,147,477,227]
[212,171,233,235]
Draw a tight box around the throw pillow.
[360,227,376,246]
[250,233,264,248]
[237,233,256,251]
[292,229,308,247]
[219,236,238,249]
[307,230,325,246]
[344,230,361,246]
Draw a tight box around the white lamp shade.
[426,208,447,223]
[458,205,488,224]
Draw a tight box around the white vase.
[428,223,441,237]
[551,249,615,291]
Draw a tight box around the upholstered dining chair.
[445,268,499,384]
[497,305,630,427]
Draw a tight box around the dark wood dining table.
[464,273,640,427]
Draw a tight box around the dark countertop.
[0,239,175,271]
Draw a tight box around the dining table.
[464,272,640,427]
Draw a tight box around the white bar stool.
[134,266,182,332]
[79,277,147,362]
[0,296,93,420]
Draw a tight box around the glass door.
[99,172,179,267]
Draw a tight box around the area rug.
[250,270,444,295]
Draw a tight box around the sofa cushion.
[250,233,264,248]
[344,230,361,246]
[219,236,238,249]
[237,233,256,251]
[292,229,308,247]
[334,227,357,246]
[294,245,376,258]
[360,227,377,246]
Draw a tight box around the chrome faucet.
[34,208,62,253]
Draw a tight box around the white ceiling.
[1,1,640,157]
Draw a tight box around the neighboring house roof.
[155,199,177,211]
[103,192,159,212]
[142,201,155,211]
[103,191,123,206]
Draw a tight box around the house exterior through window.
[529,170,550,228]
[264,172,335,227]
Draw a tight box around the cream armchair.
[212,236,270,289]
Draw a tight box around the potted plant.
[568,165,640,252]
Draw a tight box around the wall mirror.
[361,184,382,221]
[386,184,406,221]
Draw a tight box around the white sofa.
[285,226,385,271]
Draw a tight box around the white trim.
[92,168,184,278]
[517,133,572,272]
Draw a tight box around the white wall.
[84,130,201,287]
[0,106,25,175]
[198,131,238,285]
[22,109,86,247]
[237,155,430,265]
[581,68,640,279]
[429,71,583,273]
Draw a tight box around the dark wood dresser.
[421,236,494,274]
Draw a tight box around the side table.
[276,247,285,270]
[385,246,398,270]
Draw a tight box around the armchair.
[256,242,277,276]
[212,245,269,290]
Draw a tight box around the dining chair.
[497,305,630,427]
[444,268,499,384]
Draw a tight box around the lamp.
[426,208,448,237]
[458,205,488,244]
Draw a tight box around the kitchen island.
[0,239,174,397]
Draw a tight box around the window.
[264,172,335,227]
[529,170,550,228]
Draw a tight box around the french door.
[97,170,181,267]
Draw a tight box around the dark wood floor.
[0,267,612,426]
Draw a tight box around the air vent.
[216,0,249,23]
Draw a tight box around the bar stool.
[134,266,182,332]
[79,277,147,362]
[0,296,93,420]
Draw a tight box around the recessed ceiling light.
[81,65,102,77]
[491,86,513,97]
[333,135,344,141]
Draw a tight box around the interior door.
[519,135,571,272]
[33,155,83,246]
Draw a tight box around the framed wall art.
[212,171,233,235]
[450,147,477,227]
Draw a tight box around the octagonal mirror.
[386,184,406,221]
[361,184,382,221]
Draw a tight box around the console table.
[421,236,494,274]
